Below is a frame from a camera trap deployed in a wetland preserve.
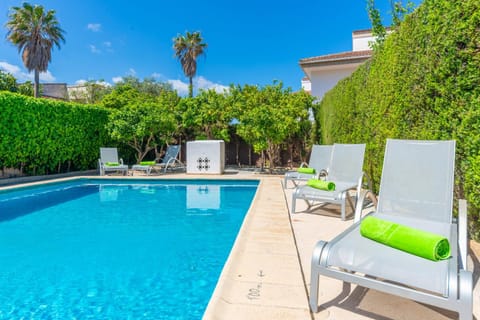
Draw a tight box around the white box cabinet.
[186,140,225,174]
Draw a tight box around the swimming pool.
[0,178,258,319]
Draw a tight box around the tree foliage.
[367,0,415,50]
[0,70,33,96]
[17,81,34,96]
[230,82,313,169]
[0,71,17,92]
[102,77,180,162]
[179,89,232,141]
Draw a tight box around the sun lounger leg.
[340,192,346,220]
[458,270,473,320]
[291,195,297,213]
[310,241,327,312]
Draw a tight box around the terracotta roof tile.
[352,29,373,35]
[299,50,373,65]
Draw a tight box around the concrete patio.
[203,172,480,320]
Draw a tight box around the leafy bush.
[0,91,111,175]
[229,82,313,169]
[316,0,480,239]
[101,78,181,162]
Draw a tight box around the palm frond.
[172,31,207,96]
[5,2,65,97]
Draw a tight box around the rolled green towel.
[297,167,315,174]
[140,161,156,165]
[307,179,335,191]
[360,216,450,261]
[105,162,120,166]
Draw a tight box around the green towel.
[105,162,120,166]
[297,167,315,174]
[307,179,335,191]
[360,216,450,261]
[140,161,156,165]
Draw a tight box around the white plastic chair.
[131,145,184,175]
[309,139,472,320]
[292,143,366,220]
[154,145,183,173]
[284,145,332,188]
[98,147,128,176]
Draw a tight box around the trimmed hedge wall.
[316,0,480,238]
[0,91,111,175]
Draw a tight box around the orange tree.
[229,82,313,170]
[102,77,180,163]
[179,89,232,141]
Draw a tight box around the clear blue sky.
[0,1,421,95]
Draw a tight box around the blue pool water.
[0,179,258,319]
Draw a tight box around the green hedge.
[0,91,111,175]
[316,0,480,239]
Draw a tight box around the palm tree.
[173,31,207,97]
[5,2,65,98]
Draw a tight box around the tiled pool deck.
[1,171,478,319]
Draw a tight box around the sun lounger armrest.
[312,240,329,267]
[165,158,176,166]
[354,189,377,223]
[119,158,124,165]
[299,162,309,168]
[458,199,468,270]
[318,169,328,178]
[362,171,373,191]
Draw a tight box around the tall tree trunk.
[188,76,193,97]
[34,69,40,98]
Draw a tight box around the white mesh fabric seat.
[130,163,153,175]
[284,145,332,188]
[131,145,183,175]
[309,139,473,320]
[152,145,183,173]
[98,147,128,176]
[292,143,366,220]
[327,213,452,295]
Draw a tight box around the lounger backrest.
[308,145,332,173]
[327,143,366,183]
[100,148,120,163]
[377,139,455,223]
[161,145,180,164]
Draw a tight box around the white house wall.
[309,67,357,101]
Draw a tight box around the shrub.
[0,91,111,175]
[316,0,480,239]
